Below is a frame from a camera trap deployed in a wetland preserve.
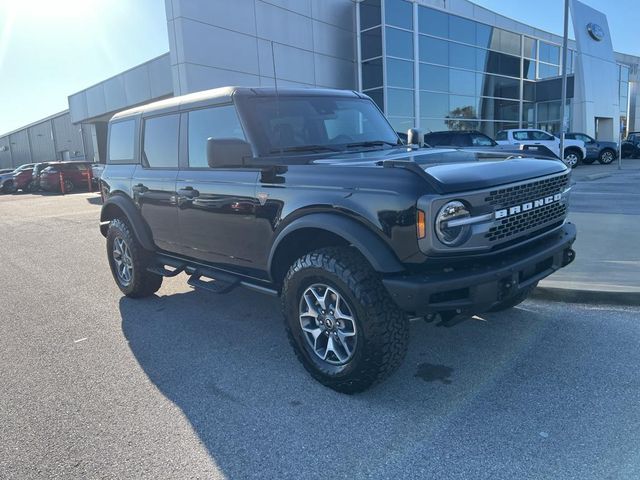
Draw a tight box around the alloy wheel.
[600,151,614,164]
[564,152,579,167]
[299,283,357,365]
[112,237,134,286]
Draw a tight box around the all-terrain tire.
[488,282,538,312]
[106,218,163,298]
[282,247,409,394]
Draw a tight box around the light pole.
[559,0,569,165]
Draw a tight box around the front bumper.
[383,223,576,314]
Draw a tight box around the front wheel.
[563,150,581,168]
[106,218,163,298]
[598,149,616,165]
[282,247,409,394]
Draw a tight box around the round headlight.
[435,200,471,246]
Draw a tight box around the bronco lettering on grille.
[495,193,562,220]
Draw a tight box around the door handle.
[132,183,148,194]
[178,186,199,198]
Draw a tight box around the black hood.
[314,147,569,194]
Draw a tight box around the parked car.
[0,168,13,175]
[39,162,92,193]
[100,86,576,393]
[564,133,617,164]
[495,129,586,167]
[12,167,35,192]
[90,163,105,186]
[423,130,559,160]
[621,133,640,159]
[28,162,53,192]
[0,163,36,193]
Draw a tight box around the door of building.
[595,117,614,141]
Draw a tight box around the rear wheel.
[282,247,409,394]
[106,218,163,298]
[598,149,616,165]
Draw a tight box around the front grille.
[486,202,567,242]
[484,173,570,208]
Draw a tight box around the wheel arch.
[100,194,155,251]
[564,146,583,159]
[268,213,405,287]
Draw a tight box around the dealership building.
[1,0,638,168]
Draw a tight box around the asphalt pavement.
[1,192,640,479]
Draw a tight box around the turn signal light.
[417,210,426,239]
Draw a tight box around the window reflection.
[387,88,414,116]
[420,63,448,92]
[362,58,383,90]
[418,6,448,38]
[419,35,448,65]
[387,58,414,89]
[386,27,413,59]
[360,0,381,30]
[362,27,382,60]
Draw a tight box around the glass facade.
[357,0,614,138]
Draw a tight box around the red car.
[13,167,35,192]
[39,162,93,193]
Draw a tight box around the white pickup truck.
[495,129,586,168]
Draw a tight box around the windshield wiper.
[344,140,399,149]
[269,144,343,154]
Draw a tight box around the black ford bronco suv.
[100,87,576,393]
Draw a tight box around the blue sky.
[0,0,169,134]
[0,0,637,134]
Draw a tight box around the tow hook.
[563,248,576,266]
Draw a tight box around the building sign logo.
[587,23,605,42]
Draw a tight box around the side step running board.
[149,253,279,297]
[147,264,186,277]
[188,274,239,294]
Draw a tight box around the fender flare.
[268,213,405,274]
[100,194,155,251]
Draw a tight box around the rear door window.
[143,114,180,168]
[108,120,136,164]
[530,130,554,141]
[513,131,529,141]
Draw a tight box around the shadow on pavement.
[118,286,563,479]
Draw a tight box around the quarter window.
[108,120,135,164]
[188,105,246,168]
[143,114,180,168]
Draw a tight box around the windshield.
[237,96,400,156]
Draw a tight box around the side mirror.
[206,138,253,168]
[407,128,423,146]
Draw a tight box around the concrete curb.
[533,286,640,306]
[583,172,611,181]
